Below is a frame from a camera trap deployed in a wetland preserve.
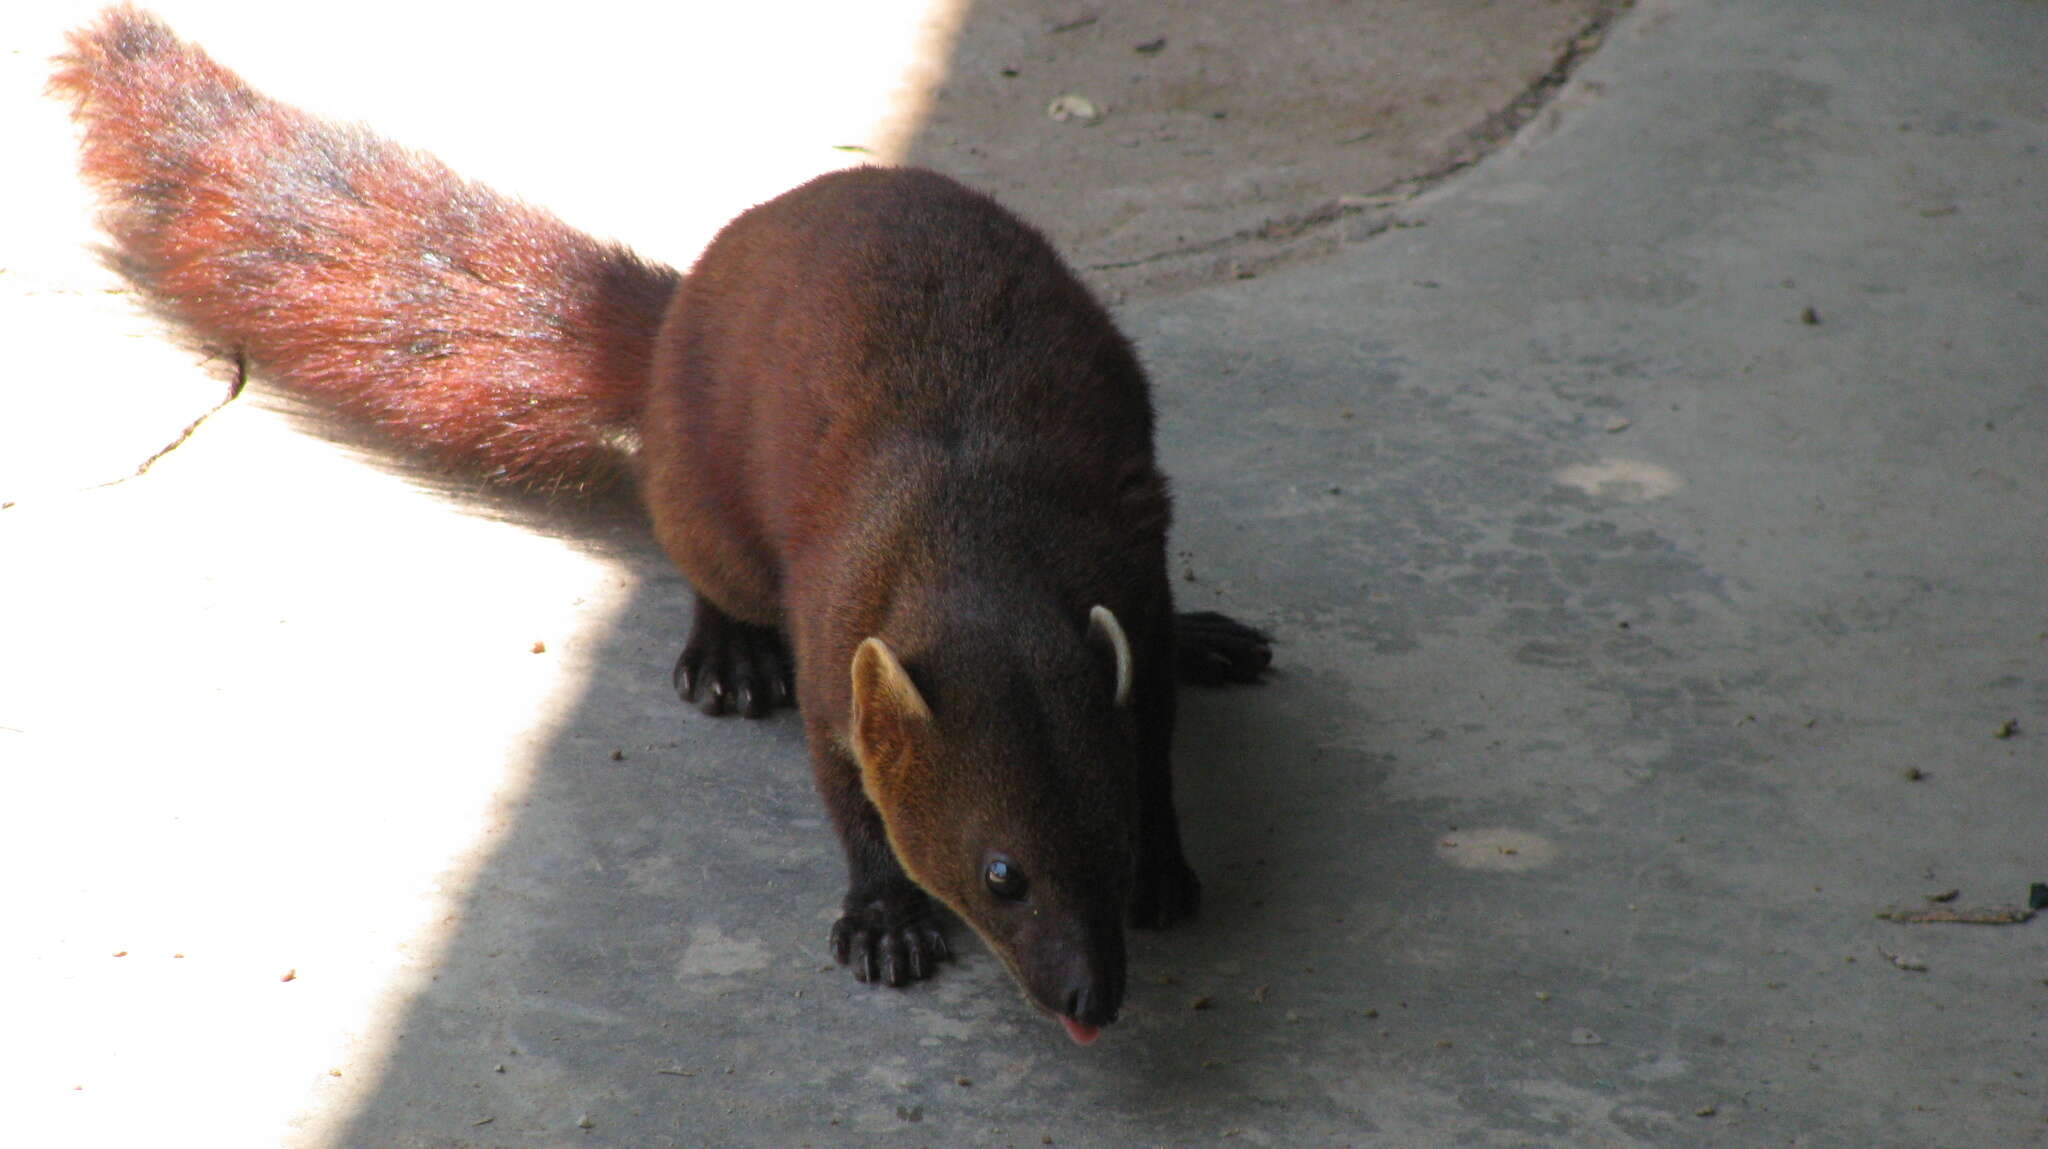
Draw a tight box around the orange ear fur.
[849,637,933,809]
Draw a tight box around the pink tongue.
[1059,1016,1101,1046]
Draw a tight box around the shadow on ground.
[326,1,2048,1146]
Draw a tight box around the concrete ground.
[5,0,2046,1146]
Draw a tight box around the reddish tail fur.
[51,7,681,492]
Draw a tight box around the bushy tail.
[51,7,682,492]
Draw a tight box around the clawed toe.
[1175,610,1274,686]
[831,898,951,987]
[1129,855,1202,929]
[673,600,796,718]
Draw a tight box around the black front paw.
[830,892,952,987]
[1175,610,1274,686]
[1129,855,1202,929]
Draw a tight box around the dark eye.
[984,855,1029,901]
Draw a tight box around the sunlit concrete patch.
[1,415,638,1148]
[1436,826,1560,871]
[1554,457,1684,502]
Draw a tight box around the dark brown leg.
[809,729,952,985]
[1130,627,1202,928]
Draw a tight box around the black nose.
[1032,913,1126,1026]
[1064,980,1122,1027]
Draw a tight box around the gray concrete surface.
[6,0,2047,1146]
[893,0,1625,296]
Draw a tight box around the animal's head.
[848,605,1139,1045]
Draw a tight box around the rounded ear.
[849,637,932,792]
[1087,605,1134,709]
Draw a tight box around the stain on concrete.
[1554,458,1684,502]
[1436,827,1561,872]
[678,924,771,978]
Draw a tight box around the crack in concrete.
[96,349,246,489]
[1091,2,1629,292]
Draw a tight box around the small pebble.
[1047,95,1104,124]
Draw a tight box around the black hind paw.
[673,598,796,718]
[1175,610,1273,686]
[1129,853,1202,929]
